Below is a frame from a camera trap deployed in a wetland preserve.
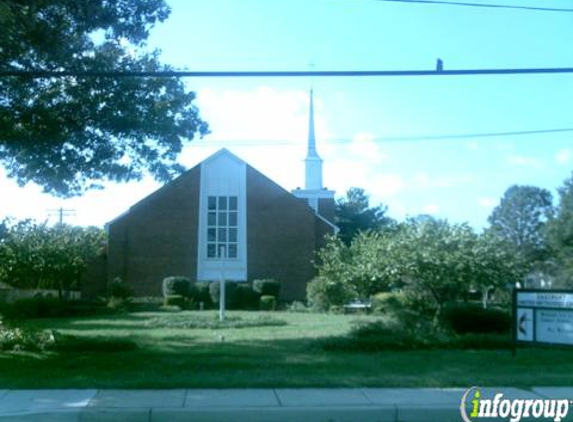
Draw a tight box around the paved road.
[0,387,572,421]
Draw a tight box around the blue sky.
[1,0,572,228]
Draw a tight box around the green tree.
[487,185,554,271]
[316,217,523,319]
[335,187,394,244]
[0,220,105,297]
[0,1,208,196]
[469,232,524,308]
[316,232,398,300]
[546,173,573,285]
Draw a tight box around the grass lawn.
[1,310,572,388]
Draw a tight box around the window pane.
[218,196,227,210]
[218,212,227,226]
[229,228,237,242]
[229,196,238,210]
[218,244,227,258]
[218,228,227,242]
[208,228,216,241]
[228,244,237,258]
[207,244,216,258]
[208,196,217,210]
[229,212,237,226]
[208,212,216,226]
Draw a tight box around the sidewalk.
[0,387,571,421]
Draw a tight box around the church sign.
[513,289,573,348]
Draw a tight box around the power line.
[365,0,573,13]
[47,207,76,225]
[186,127,573,147]
[2,67,573,79]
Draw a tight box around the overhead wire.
[2,67,573,78]
[185,127,573,147]
[364,0,573,13]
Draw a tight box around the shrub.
[209,281,238,307]
[108,277,133,300]
[259,295,277,311]
[252,279,281,298]
[371,292,405,314]
[0,297,113,319]
[329,305,344,314]
[286,301,310,313]
[0,297,67,319]
[321,319,512,352]
[163,295,188,309]
[0,328,59,351]
[306,277,352,312]
[442,303,511,334]
[195,282,212,308]
[235,283,259,310]
[162,276,191,297]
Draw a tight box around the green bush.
[195,282,212,308]
[162,276,191,297]
[286,301,310,313]
[108,277,133,300]
[0,297,68,319]
[321,319,512,352]
[259,295,277,311]
[209,281,238,307]
[163,295,188,309]
[0,328,59,351]
[371,292,405,314]
[306,277,352,312]
[252,279,281,298]
[235,283,259,309]
[442,303,511,334]
[329,305,344,314]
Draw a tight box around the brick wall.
[246,166,331,301]
[106,166,201,296]
[104,158,335,300]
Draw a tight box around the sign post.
[513,289,573,353]
[219,251,226,322]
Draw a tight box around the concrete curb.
[0,387,571,422]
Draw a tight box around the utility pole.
[47,207,76,225]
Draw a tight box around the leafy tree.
[486,185,554,270]
[335,187,394,244]
[546,173,573,285]
[469,232,525,308]
[0,220,105,297]
[316,218,523,318]
[316,232,398,300]
[0,0,208,196]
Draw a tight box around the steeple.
[304,89,323,190]
[307,89,320,159]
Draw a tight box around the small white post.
[219,278,226,322]
[219,249,226,322]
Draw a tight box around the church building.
[100,90,336,300]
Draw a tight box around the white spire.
[305,89,323,190]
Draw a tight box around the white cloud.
[423,203,441,214]
[346,132,389,162]
[507,154,542,168]
[555,149,572,165]
[478,197,498,208]
[413,172,475,189]
[371,174,406,198]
